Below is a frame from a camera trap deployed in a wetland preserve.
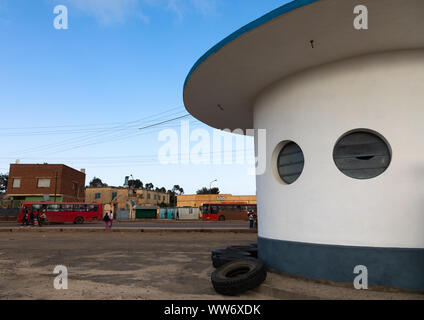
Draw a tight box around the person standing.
[248,213,254,229]
[29,210,35,226]
[22,210,28,226]
[40,211,47,226]
[35,210,40,227]
[109,211,114,228]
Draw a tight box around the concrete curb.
[0,227,257,233]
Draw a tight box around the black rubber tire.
[226,245,258,258]
[74,216,84,224]
[218,215,226,221]
[212,252,251,268]
[211,258,267,296]
[211,249,250,259]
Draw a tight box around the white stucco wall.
[254,49,424,249]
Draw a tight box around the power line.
[9,106,191,155]
[0,106,185,131]
[139,115,191,130]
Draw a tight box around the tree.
[89,177,108,188]
[158,201,167,208]
[167,185,185,207]
[172,185,184,195]
[145,183,154,190]
[0,173,8,194]
[196,187,220,195]
[128,179,143,189]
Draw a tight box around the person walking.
[103,211,111,229]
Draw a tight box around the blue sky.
[0,0,289,195]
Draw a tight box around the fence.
[0,208,19,217]
[176,207,199,220]
[159,208,175,219]
[116,210,130,220]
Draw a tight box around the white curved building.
[184,0,424,290]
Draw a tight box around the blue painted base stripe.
[258,237,424,291]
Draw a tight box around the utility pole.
[54,171,58,202]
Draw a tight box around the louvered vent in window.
[277,141,305,184]
[333,130,391,179]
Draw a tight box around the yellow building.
[177,194,256,208]
[86,187,169,217]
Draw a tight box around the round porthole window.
[276,141,305,184]
[333,130,391,179]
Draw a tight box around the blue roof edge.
[183,0,320,90]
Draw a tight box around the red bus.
[201,203,257,221]
[17,202,103,224]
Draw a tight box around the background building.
[6,163,86,202]
[85,186,169,215]
[177,194,256,208]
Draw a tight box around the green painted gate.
[135,208,157,219]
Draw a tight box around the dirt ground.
[0,232,269,300]
[0,232,422,300]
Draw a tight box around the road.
[0,220,252,229]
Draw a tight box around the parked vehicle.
[17,202,103,225]
[201,203,257,221]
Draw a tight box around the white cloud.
[189,0,217,16]
[166,0,184,20]
[166,0,217,20]
[54,0,218,25]
[57,0,146,25]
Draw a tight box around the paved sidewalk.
[0,220,256,233]
[0,227,256,233]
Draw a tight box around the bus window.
[75,204,86,212]
[202,204,210,214]
[211,205,219,214]
[48,204,60,212]
[61,204,73,212]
